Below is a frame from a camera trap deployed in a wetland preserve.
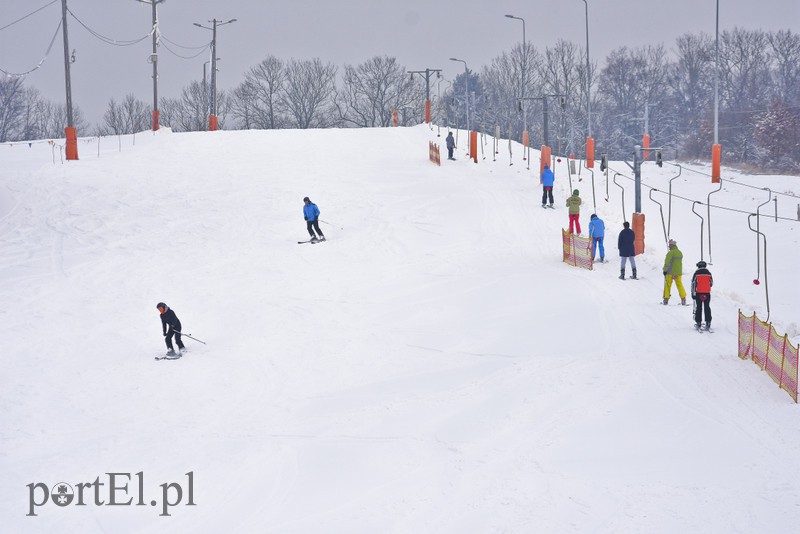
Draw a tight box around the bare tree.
[98,94,150,136]
[336,56,422,127]
[0,78,25,142]
[233,56,287,130]
[281,58,337,129]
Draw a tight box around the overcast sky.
[2,0,798,128]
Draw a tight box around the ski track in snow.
[1,126,799,532]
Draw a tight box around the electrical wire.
[66,7,153,46]
[0,19,62,78]
[0,0,58,32]
[160,35,210,50]
[670,162,800,200]
[159,39,210,60]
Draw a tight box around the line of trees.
[1,28,797,171]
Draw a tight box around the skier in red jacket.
[691,261,713,331]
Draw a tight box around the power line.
[159,39,210,60]
[66,6,153,46]
[0,0,58,32]
[160,34,210,50]
[0,19,62,78]
[673,163,800,200]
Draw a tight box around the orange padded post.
[392,109,398,126]
[470,131,478,163]
[425,100,431,123]
[632,212,645,255]
[586,136,595,168]
[209,114,219,131]
[642,133,650,160]
[65,126,78,161]
[152,110,160,131]
[712,144,721,183]
[540,145,552,179]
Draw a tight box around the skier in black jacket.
[157,302,185,356]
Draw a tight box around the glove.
[304,217,308,221]
[163,332,168,337]
[663,271,667,276]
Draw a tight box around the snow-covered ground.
[1,125,799,533]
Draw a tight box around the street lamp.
[194,18,237,131]
[449,57,469,133]
[578,0,594,167]
[136,0,166,131]
[505,14,527,143]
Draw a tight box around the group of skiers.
[541,165,714,331]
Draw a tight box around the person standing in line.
[445,131,456,161]
[662,239,687,305]
[303,197,325,242]
[541,164,555,208]
[691,260,714,331]
[157,302,185,356]
[618,221,637,279]
[588,213,606,262]
[566,189,582,234]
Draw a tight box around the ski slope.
[1,125,799,532]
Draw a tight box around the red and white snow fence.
[429,142,441,166]
[738,310,799,403]
[562,230,593,270]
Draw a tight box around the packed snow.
[1,125,799,532]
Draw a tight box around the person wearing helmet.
[588,213,606,262]
[565,189,582,235]
[662,239,687,305]
[691,261,714,331]
[541,164,555,208]
[156,302,185,356]
[303,197,325,242]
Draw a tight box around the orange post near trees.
[208,115,219,131]
[586,136,595,168]
[65,127,78,161]
[642,133,651,160]
[469,131,478,163]
[152,110,160,132]
[425,100,431,123]
[712,144,721,183]
[632,212,645,255]
[540,145,552,178]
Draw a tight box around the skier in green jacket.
[566,189,582,235]
[662,239,687,305]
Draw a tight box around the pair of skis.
[694,323,714,334]
[297,238,326,244]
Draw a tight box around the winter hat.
[573,189,579,195]
[623,221,630,228]
[156,302,166,312]
[303,197,310,202]
[696,260,707,268]
[668,239,676,247]
[590,213,597,219]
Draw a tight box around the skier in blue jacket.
[303,197,325,242]
[588,213,606,262]
[541,165,555,208]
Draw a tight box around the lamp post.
[578,0,595,168]
[505,14,527,143]
[136,0,165,131]
[449,58,469,133]
[194,18,236,130]
[711,0,722,182]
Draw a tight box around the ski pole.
[319,219,343,230]
[174,330,206,344]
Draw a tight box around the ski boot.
[310,236,319,243]
[662,298,669,305]
[319,236,326,241]
[165,348,176,357]
[631,268,638,280]
[619,269,625,280]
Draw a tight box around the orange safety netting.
[562,230,593,270]
[738,310,799,403]
[429,142,440,166]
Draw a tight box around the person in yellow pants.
[662,239,687,305]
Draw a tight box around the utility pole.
[519,94,565,147]
[137,0,165,131]
[61,0,77,160]
[194,18,236,131]
[409,68,442,123]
